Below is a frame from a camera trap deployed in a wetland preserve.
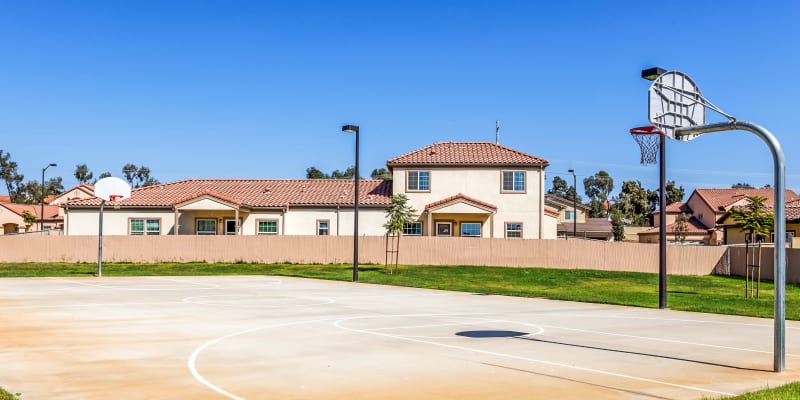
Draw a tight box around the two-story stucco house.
[61,142,555,238]
[386,142,552,239]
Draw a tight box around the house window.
[502,171,525,192]
[505,223,522,238]
[407,170,430,191]
[461,222,481,237]
[224,219,242,235]
[770,231,795,243]
[130,218,160,235]
[402,222,422,236]
[257,220,278,235]
[196,219,217,235]
[317,220,329,236]
[565,210,575,221]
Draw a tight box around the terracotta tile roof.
[173,190,243,206]
[0,203,62,221]
[0,195,10,203]
[545,194,590,211]
[425,193,498,211]
[786,199,800,221]
[544,205,559,217]
[641,216,709,235]
[387,142,548,167]
[62,179,392,208]
[694,188,800,213]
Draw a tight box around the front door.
[436,222,452,237]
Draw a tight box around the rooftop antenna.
[495,120,500,144]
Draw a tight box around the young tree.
[21,210,36,232]
[730,195,774,298]
[673,212,690,243]
[610,209,625,241]
[383,194,417,274]
[74,164,94,184]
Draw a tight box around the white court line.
[188,317,337,400]
[540,323,800,358]
[334,314,735,397]
[51,277,219,291]
[147,277,222,288]
[0,301,173,310]
[182,294,334,308]
[554,312,800,330]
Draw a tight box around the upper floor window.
[407,170,430,192]
[565,210,575,221]
[502,171,525,192]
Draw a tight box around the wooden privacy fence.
[728,245,800,284]
[0,235,729,276]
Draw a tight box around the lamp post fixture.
[341,124,360,282]
[41,163,56,231]
[568,169,577,239]
[642,67,667,309]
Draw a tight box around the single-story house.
[61,142,557,239]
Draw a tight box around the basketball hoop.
[630,126,662,165]
[108,195,124,202]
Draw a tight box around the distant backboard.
[94,177,131,202]
[648,71,705,141]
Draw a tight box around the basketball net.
[630,126,662,165]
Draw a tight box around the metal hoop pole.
[676,121,785,372]
[659,134,667,309]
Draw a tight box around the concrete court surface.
[1,276,799,400]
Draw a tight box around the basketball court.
[1,275,798,399]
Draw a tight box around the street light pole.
[568,169,577,239]
[342,124,360,282]
[41,163,56,231]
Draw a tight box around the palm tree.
[730,195,774,298]
[383,194,417,274]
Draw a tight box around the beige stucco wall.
[392,167,546,239]
[542,214,558,239]
[65,209,177,235]
[0,207,25,234]
[686,193,717,229]
[65,207,388,236]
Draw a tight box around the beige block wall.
[393,167,545,239]
[0,235,726,277]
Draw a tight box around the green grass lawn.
[0,386,19,400]
[0,262,794,319]
[1,262,799,399]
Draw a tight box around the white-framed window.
[317,220,329,236]
[770,231,795,243]
[130,218,160,235]
[402,222,422,236]
[505,223,522,238]
[461,222,481,237]
[565,210,575,221]
[257,220,278,235]
[502,171,525,192]
[407,170,430,191]
[196,219,217,235]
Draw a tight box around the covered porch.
[173,191,249,235]
[423,194,497,238]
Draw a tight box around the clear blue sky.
[2,1,798,200]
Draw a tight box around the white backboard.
[95,177,131,202]
[648,71,705,141]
